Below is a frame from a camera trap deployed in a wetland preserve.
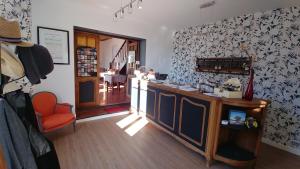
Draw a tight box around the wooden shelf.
[196,57,252,75]
[217,144,256,161]
[222,98,269,108]
[220,124,259,131]
[215,144,256,167]
[213,99,270,168]
[74,31,100,108]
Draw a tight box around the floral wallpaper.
[0,0,32,40]
[0,0,33,91]
[170,6,300,150]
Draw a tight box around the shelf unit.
[76,47,98,77]
[74,30,100,108]
[196,57,252,75]
[213,99,269,168]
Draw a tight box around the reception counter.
[130,79,269,168]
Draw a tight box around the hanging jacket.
[0,145,7,169]
[0,98,38,169]
[4,90,60,169]
[5,90,51,157]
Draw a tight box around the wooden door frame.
[74,26,144,41]
[74,26,145,110]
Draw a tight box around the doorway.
[74,27,145,119]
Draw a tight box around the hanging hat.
[16,44,54,84]
[1,46,25,78]
[31,44,54,79]
[15,46,41,84]
[0,17,33,47]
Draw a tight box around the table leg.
[106,82,108,92]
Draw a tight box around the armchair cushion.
[55,103,72,114]
[42,113,75,132]
[32,92,57,117]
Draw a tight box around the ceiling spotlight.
[128,1,133,14]
[137,0,143,9]
[113,13,118,21]
[120,8,125,18]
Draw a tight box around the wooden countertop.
[146,81,270,107]
[147,81,219,102]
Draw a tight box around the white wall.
[99,38,125,69]
[31,0,173,107]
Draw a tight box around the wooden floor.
[76,104,130,119]
[76,81,130,119]
[99,83,130,106]
[49,115,300,169]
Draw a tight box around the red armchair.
[32,92,76,133]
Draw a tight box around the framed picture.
[228,109,246,125]
[37,26,70,65]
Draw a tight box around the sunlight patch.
[116,113,140,129]
[125,118,149,136]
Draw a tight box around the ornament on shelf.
[244,68,254,101]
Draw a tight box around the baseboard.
[262,137,300,156]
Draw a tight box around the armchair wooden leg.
[73,121,76,132]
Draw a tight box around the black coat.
[5,90,60,169]
[0,98,38,169]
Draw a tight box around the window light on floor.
[116,113,140,129]
[125,117,149,136]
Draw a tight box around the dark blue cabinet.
[178,97,210,151]
[145,88,157,120]
[137,84,211,153]
[158,91,177,131]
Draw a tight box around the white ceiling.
[81,0,300,30]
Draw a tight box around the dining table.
[103,73,127,92]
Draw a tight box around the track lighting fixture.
[113,0,144,21]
